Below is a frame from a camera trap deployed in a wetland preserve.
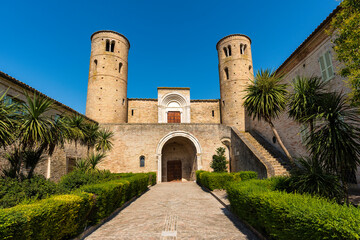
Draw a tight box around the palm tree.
[15,93,57,179]
[47,114,72,156]
[96,128,114,153]
[82,122,99,155]
[87,152,106,170]
[308,91,360,200]
[64,114,86,156]
[18,93,54,150]
[243,69,294,164]
[75,158,90,172]
[288,76,327,141]
[0,91,19,148]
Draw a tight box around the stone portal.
[161,136,197,182]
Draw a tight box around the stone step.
[241,132,290,177]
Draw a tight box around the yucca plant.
[87,152,106,170]
[75,158,90,172]
[288,157,344,202]
[96,128,114,153]
[64,114,86,155]
[308,91,360,201]
[82,122,99,155]
[288,76,328,141]
[2,148,22,179]
[47,115,72,156]
[23,147,45,179]
[243,69,294,164]
[0,91,19,148]
[18,93,54,150]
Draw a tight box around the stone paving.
[84,182,258,240]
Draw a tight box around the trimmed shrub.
[0,172,156,239]
[0,176,62,209]
[147,172,157,186]
[0,193,94,240]
[227,179,360,240]
[237,171,258,181]
[59,169,116,191]
[210,147,228,172]
[196,171,258,190]
[78,173,150,224]
[196,170,206,184]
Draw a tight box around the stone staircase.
[232,127,291,177]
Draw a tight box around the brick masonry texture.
[97,124,231,178]
[217,34,254,131]
[86,31,129,124]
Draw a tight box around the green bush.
[0,176,63,209]
[78,173,150,224]
[237,171,258,181]
[210,147,228,172]
[147,172,157,186]
[59,169,116,191]
[196,171,258,190]
[0,172,156,239]
[227,179,360,240]
[0,193,94,240]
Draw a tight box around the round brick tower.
[216,34,254,131]
[86,30,130,123]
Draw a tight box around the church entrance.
[161,136,197,182]
[167,160,182,181]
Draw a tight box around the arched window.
[224,67,229,80]
[140,156,145,167]
[223,47,228,57]
[111,41,115,52]
[106,40,110,51]
[228,45,231,56]
[118,63,122,73]
[94,59,98,71]
[240,44,247,55]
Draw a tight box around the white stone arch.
[158,93,191,123]
[156,131,202,182]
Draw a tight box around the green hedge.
[227,179,360,240]
[79,173,149,224]
[0,193,94,240]
[0,172,156,240]
[147,172,157,186]
[196,170,257,190]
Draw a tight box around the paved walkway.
[84,182,258,240]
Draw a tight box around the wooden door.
[167,160,182,182]
[167,111,181,123]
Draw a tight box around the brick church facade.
[1,6,358,186]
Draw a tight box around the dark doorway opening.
[167,160,182,182]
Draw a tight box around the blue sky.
[0,0,340,114]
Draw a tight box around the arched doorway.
[156,131,202,182]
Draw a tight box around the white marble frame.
[156,131,202,183]
[158,93,191,123]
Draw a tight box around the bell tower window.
[94,59,98,71]
[224,67,229,80]
[240,44,247,55]
[119,63,122,73]
[106,40,110,52]
[111,40,115,52]
[228,45,231,56]
[223,47,228,57]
